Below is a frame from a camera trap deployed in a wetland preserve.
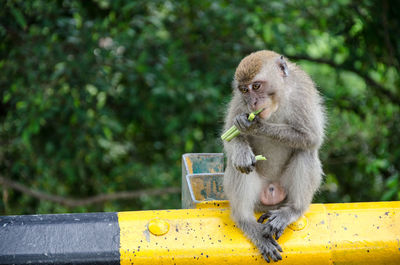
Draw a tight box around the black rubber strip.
[0,212,120,265]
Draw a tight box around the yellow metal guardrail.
[2,201,399,264]
[1,153,399,264]
[119,201,400,264]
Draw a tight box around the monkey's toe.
[258,237,283,263]
[257,212,272,223]
[275,229,285,240]
[262,214,287,240]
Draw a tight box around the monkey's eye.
[239,85,248,93]
[252,82,261,91]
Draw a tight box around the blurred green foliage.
[0,0,399,215]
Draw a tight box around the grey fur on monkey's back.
[222,50,325,262]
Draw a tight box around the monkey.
[222,50,325,262]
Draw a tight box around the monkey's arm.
[224,135,256,174]
[234,113,321,150]
[253,121,320,150]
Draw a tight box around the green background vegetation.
[1,0,399,215]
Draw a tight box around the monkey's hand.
[232,146,256,174]
[234,113,259,134]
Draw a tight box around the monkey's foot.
[258,210,289,240]
[256,236,283,263]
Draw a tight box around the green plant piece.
[225,129,241,141]
[221,126,237,140]
[255,155,267,161]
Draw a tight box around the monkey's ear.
[277,55,289,77]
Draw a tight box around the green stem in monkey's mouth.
[247,108,265,121]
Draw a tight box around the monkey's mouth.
[258,105,278,120]
[258,107,267,115]
[258,108,269,119]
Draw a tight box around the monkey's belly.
[251,140,293,179]
[260,182,287,206]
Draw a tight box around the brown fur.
[234,50,280,84]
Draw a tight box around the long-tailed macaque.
[223,50,325,262]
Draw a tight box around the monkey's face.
[234,51,288,120]
[236,79,279,120]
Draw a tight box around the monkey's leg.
[261,151,322,239]
[224,168,283,262]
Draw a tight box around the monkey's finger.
[237,167,246,174]
[251,155,256,166]
[236,166,251,174]
[242,166,248,173]
[254,115,262,123]
[233,115,246,131]
[236,114,252,131]
[234,164,244,173]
